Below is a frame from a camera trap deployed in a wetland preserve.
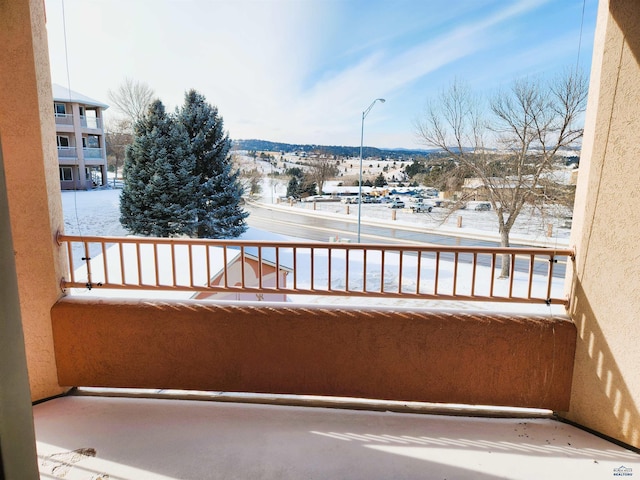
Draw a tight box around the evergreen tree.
[178,90,247,238]
[374,172,387,187]
[286,176,300,198]
[120,100,197,237]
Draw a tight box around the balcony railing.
[57,233,574,306]
[80,115,102,129]
[82,147,104,159]
[57,146,76,158]
[54,113,73,125]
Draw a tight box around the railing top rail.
[56,233,574,257]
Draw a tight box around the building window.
[57,135,70,147]
[83,135,100,148]
[59,167,73,181]
[54,103,66,116]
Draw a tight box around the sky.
[45,0,599,149]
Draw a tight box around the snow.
[62,188,568,315]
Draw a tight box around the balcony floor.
[34,394,639,480]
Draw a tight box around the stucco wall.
[0,0,67,401]
[564,0,640,449]
[51,297,576,411]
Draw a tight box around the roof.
[52,83,109,109]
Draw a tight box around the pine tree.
[286,176,300,198]
[178,90,248,238]
[374,172,387,187]
[120,100,197,237]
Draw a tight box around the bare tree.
[239,167,263,197]
[107,78,155,124]
[105,118,133,185]
[308,154,339,195]
[416,71,587,277]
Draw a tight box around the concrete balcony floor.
[34,393,640,480]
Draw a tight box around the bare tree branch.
[108,78,156,124]
[416,71,588,277]
[308,152,339,195]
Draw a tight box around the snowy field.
[61,187,569,315]
[242,156,573,247]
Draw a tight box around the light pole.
[357,98,385,243]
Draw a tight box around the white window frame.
[59,167,73,182]
[54,103,66,116]
[57,135,70,147]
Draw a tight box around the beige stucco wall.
[52,298,577,411]
[564,0,640,449]
[0,0,68,401]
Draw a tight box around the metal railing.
[57,233,573,305]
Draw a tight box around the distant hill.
[231,139,439,160]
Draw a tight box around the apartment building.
[53,83,108,190]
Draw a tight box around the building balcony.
[52,235,575,406]
[54,113,104,131]
[38,234,640,478]
[80,115,103,130]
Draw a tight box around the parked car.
[411,200,434,213]
[388,199,405,209]
[473,202,491,211]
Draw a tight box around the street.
[245,201,568,278]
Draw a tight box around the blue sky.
[45,0,598,149]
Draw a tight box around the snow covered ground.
[61,187,569,315]
[259,179,571,248]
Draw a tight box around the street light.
[357,98,385,243]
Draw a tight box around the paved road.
[245,201,568,279]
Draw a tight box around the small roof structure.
[52,83,109,109]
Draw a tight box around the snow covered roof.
[236,230,295,270]
[52,83,109,109]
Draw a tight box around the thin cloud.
[45,0,594,148]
